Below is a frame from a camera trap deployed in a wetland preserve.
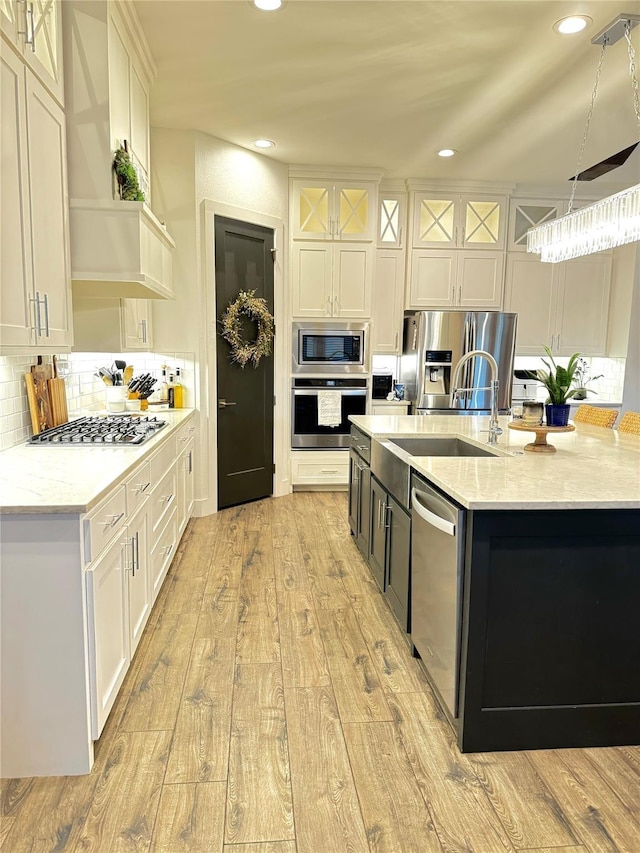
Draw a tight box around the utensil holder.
[105,386,126,413]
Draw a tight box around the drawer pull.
[163,543,174,558]
[321,469,338,474]
[162,493,174,504]
[102,511,124,531]
[136,481,151,494]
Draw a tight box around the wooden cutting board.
[26,356,53,434]
[48,355,69,427]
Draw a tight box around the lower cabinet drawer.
[126,460,151,516]
[150,465,176,534]
[291,453,349,485]
[150,507,178,602]
[84,484,127,564]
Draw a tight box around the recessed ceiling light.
[437,148,457,158]
[253,0,282,10]
[553,15,591,35]
[253,139,275,149]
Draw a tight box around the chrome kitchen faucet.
[450,349,502,444]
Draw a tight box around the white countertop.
[0,410,195,514]
[350,414,640,510]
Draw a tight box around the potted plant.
[572,357,603,400]
[527,345,581,426]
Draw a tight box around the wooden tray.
[508,420,575,453]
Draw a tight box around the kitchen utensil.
[26,357,53,433]
[48,355,69,427]
[123,365,134,385]
[98,367,113,385]
[114,359,127,371]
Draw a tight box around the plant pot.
[545,403,570,427]
[573,388,587,400]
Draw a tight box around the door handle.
[218,399,237,408]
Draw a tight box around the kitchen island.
[350,414,640,753]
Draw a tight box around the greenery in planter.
[113,145,145,202]
[572,357,603,399]
[527,345,582,405]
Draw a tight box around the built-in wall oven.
[291,377,368,448]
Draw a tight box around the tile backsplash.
[0,352,194,451]
[513,356,626,403]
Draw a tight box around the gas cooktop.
[28,415,167,446]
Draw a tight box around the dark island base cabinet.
[369,474,411,632]
[348,448,371,558]
[458,508,640,753]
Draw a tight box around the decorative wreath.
[220,289,275,368]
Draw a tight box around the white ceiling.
[134,0,640,189]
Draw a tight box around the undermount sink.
[389,437,498,458]
[371,435,501,510]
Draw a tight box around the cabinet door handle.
[135,481,150,494]
[42,293,50,337]
[102,511,125,530]
[399,225,403,246]
[394,332,399,350]
[188,450,193,474]
[384,504,391,528]
[452,285,456,304]
[135,531,140,575]
[162,493,174,504]
[18,1,35,49]
[29,294,41,336]
[139,318,147,344]
[163,543,174,559]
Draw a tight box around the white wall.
[150,129,289,514]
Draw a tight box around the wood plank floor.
[2,492,640,852]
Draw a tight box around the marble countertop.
[350,414,640,510]
[0,410,195,514]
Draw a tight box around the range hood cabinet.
[70,200,175,300]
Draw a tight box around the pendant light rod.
[592,13,640,46]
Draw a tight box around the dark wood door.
[215,216,274,509]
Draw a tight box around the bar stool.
[573,405,618,428]
[617,411,640,435]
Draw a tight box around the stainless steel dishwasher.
[410,472,466,721]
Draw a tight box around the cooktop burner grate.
[28,415,167,446]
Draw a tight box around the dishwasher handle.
[411,487,456,536]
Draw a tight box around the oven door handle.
[292,389,367,396]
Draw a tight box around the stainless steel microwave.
[292,322,369,374]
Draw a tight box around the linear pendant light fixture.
[528,14,640,262]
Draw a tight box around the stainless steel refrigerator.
[400,311,517,414]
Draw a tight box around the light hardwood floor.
[2,492,639,852]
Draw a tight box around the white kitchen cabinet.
[507,198,564,252]
[63,1,174,300]
[122,299,152,349]
[0,0,63,104]
[176,421,195,536]
[108,5,150,195]
[291,241,374,318]
[291,178,377,241]
[505,252,612,356]
[72,296,153,351]
[290,450,349,486]
[0,41,72,352]
[411,192,507,250]
[377,191,407,249]
[126,510,149,656]
[408,249,504,310]
[85,532,130,738]
[371,250,405,353]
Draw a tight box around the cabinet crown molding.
[289,165,384,183]
[406,178,515,195]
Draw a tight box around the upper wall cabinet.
[377,190,407,249]
[0,0,64,104]
[507,198,564,252]
[411,192,508,250]
[291,178,378,241]
[62,0,174,299]
[0,37,72,352]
